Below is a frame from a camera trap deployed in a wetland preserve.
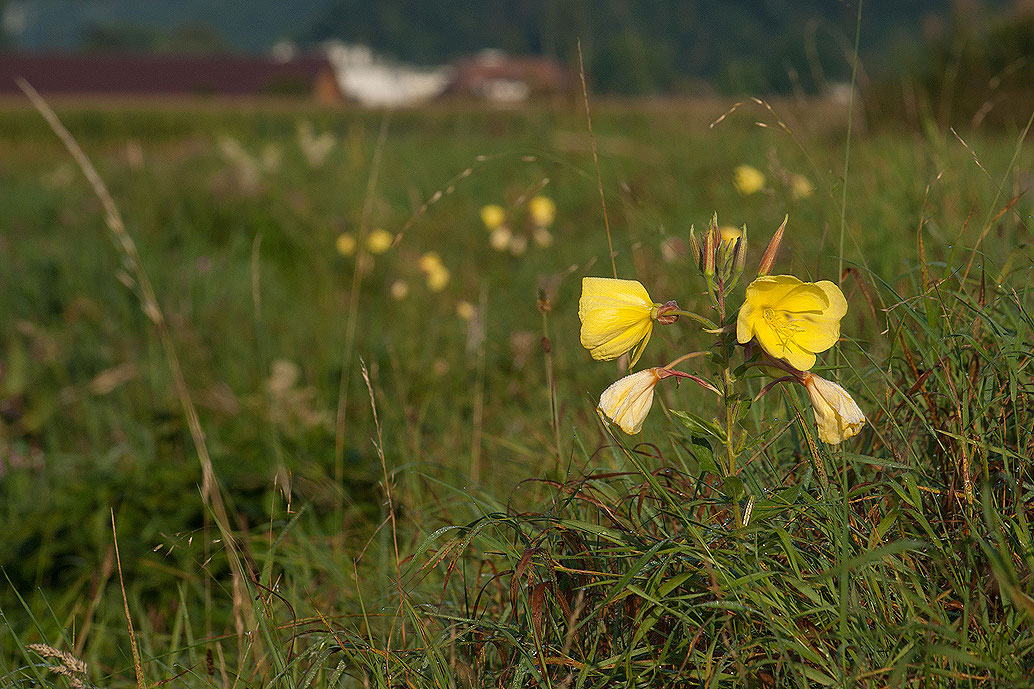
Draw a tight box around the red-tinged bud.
[653,300,680,325]
[757,215,787,277]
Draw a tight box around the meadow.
[1,94,1032,687]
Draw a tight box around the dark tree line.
[300,0,969,95]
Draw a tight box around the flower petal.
[599,368,661,434]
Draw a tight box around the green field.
[1,96,1033,687]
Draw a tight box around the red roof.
[0,53,339,98]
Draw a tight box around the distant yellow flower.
[489,225,512,252]
[579,277,658,367]
[419,251,443,273]
[734,165,766,195]
[598,368,663,434]
[390,279,409,300]
[791,174,814,199]
[480,204,506,230]
[718,225,742,245]
[803,373,866,444]
[366,228,393,254]
[529,195,556,227]
[426,265,450,292]
[335,232,357,257]
[736,275,847,371]
[455,300,475,320]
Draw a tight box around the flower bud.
[757,215,787,277]
[688,226,702,271]
[702,223,716,277]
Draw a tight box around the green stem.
[724,363,743,530]
[666,309,719,331]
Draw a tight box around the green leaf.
[724,475,745,501]
[672,410,727,443]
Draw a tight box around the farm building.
[0,53,343,104]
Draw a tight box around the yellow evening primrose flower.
[335,232,357,257]
[598,368,663,434]
[455,300,475,321]
[737,275,848,371]
[579,277,659,367]
[803,372,866,444]
[480,204,506,230]
[366,228,393,254]
[529,195,556,227]
[734,164,766,195]
[419,251,443,273]
[426,265,450,292]
[718,225,742,245]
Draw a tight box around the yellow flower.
[598,368,663,434]
[426,265,450,292]
[718,225,742,245]
[736,275,847,371]
[803,373,866,444]
[579,277,658,367]
[335,232,357,257]
[366,228,393,254]
[791,174,814,199]
[734,164,766,195]
[480,204,506,230]
[419,251,443,273]
[455,300,475,320]
[529,195,556,227]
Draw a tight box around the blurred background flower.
[335,232,357,257]
[734,164,766,195]
[791,174,814,199]
[366,228,394,254]
[528,195,556,227]
[480,204,506,230]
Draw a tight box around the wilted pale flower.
[579,277,659,367]
[508,233,528,256]
[737,275,848,372]
[598,368,664,434]
[532,226,554,248]
[419,251,443,273]
[480,204,506,230]
[529,195,556,227]
[455,300,475,320]
[489,225,512,251]
[426,265,450,292]
[791,174,814,199]
[390,279,409,300]
[802,372,866,444]
[366,229,393,254]
[336,232,357,257]
[734,164,766,195]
